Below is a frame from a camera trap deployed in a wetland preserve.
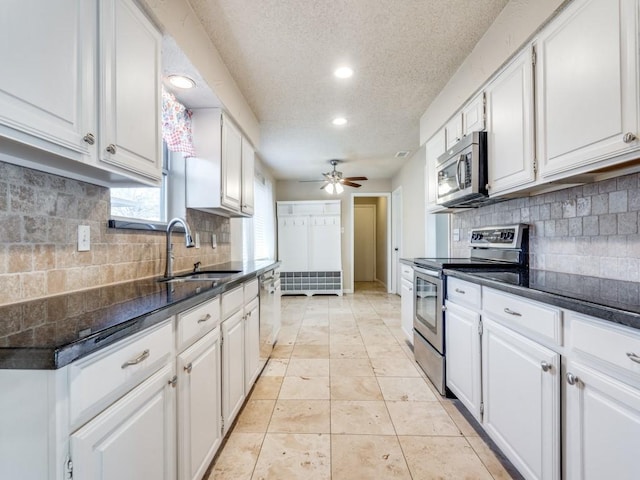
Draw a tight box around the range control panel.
[469,225,527,249]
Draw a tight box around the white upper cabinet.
[536,0,639,179]
[425,128,446,212]
[98,0,162,183]
[0,0,94,160]
[485,47,536,196]
[241,137,255,215]
[0,0,162,186]
[444,115,463,151]
[462,93,485,137]
[188,109,254,217]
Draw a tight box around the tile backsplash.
[0,161,230,306]
[451,172,640,281]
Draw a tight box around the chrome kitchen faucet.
[164,217,195,278]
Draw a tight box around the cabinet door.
[565,360,640,480]
[425,128,446,211]
[400,278,414,344]
[244,301,261,393]
[482,318,560,480]
[222,309,245,433]
[537,0,639,179]
[98,0,162,183]
[277,216,309,271]
[220,115,243,211]
[70,363,176,480]
[309,215,341,271]
[445,302,481,421]
[0,0,94,159]
[177,328,222,480]
[444,114,463,151]
[462,93,485,136]
[241,137,255,215]
[485,47,536,196]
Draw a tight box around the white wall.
[419,0,567,144]
[391,146,426,258]
[276,179,392,292]
[139,0,260,147]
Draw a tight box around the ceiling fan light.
[335,182,344,194]
[324,183,336,194]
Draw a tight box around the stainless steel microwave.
[436,131,488,207]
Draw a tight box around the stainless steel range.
[412,224,529,395]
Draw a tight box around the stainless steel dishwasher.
[259,268,281,370]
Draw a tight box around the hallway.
[207,284,517,479]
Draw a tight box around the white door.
[99,0,162,182]
[0,0,95,159]
[391,187,402,295]
[244,300,261,393]
[537,0,639,179]
[220,114,243,211]
[70,364,176,480]
[485,47,535,195]
[445,302,482,421]
[482,318,560,480]
[565,360,640,480]
[221,309,245,433]
[354,204,376,282]
[177,328,222,480]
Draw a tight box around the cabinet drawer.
[483,287,562,345]
[68,320,174,428]
[568,311,640,378]
[447,277,481,309]
[401,264,414,281]
[177,296,220,351]
[222,285,243,319]
[244,278,259,302]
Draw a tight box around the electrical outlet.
[78,225,90,251]
[195,232,201,248]
[453,228,461,242]
[211,234,217,249]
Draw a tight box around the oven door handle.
[455,154,464,190]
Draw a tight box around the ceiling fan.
[316,159,368,194]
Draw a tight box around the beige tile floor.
[208,282,519,480]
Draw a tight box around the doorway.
[351,193,391,293]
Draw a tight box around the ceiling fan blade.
[319,182,329,190]
[322,173,333,180]
[342,181,362,188]
[343,176,368,181]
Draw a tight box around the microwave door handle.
[455,154,464,190]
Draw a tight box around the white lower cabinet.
[482,318,560,480]
[400,264,414,344]
[444,301,481,420]
[221,308,245,434]
[565,359,640,480]
[244,298,260,393]
[177,327,222,480]
[70,363,177,480]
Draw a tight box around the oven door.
[413,267,444,353]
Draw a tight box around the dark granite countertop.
[0,260,279,369]
[444,269,640,331]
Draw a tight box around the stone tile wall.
[451,172,640,281]
[0,161,230,306]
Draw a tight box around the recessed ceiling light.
[168,75,196,89]
[332,117,347,126]
[334,66,354,79]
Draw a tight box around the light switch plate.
[78,225,90,251]
[453,228,460,242]
[211,234,217,249]
[195,232,201,248]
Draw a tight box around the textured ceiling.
[186,0,509,181]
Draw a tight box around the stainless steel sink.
[159,270,241,283]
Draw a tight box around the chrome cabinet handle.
[566,372,579,386]
[197,313,212,324]
[83,133,95,145]
[168,375,178,388]
[504,308,522,317]
[455,288,466,294]
[106,144,117,154]
[184,363,193,373]
[541,361,552,372]
[627,352,640,364]
[121,349,150,369]
[623,132,637,143]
